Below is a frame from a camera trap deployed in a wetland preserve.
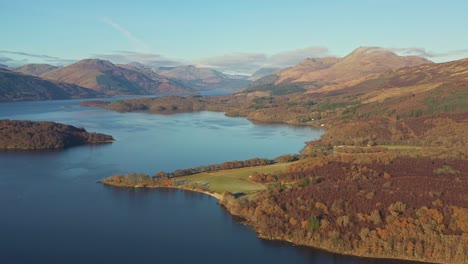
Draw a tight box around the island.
[0,120,114,150]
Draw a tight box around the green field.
[177,163,290,194]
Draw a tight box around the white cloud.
[0,51,75,67]
[92,51,184,67]
[388,47,468,60]
[196,46,331,74]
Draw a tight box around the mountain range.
[251,47,432,91]
[40,59,191,95]
[1,46,463,102]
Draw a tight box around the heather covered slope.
[41,59,191,95]
[0,120,114,150]
[0,68,102,102]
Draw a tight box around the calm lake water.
[0,99,413,264]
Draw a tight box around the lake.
[0,98,412,264]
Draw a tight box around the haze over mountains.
[1,46,463,102]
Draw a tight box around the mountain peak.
[266,46,432,88]
[75,59,116,68]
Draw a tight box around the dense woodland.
[0,120,114,150]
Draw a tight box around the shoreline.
[100,181,433,264]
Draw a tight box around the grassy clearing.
[178,162,291,194]
[381,145,422,150]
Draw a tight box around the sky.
[1,0,468,74]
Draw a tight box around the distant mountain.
[155,65,251,91]
[280,47,431,85]
[0,64,8,69]
[156,65,223,80]
[248,68,280,81]
[41,59,191,95]
[246,47,432,94]
[0,68,101,102]
[14,63,59,76]
[249,57,340,88]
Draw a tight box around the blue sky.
[1,0,468,73]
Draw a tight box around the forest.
[0,120,114,150]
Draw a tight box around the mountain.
[250,47,432,93]
[0,68,101,102]
[14,63,59,76]
[0,64,8,69]
[155,65,251,91]
[41,59,191,95]
[248,68,280,81]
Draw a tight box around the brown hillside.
[41,59,190,95]
[0,68,101,102]
[318,58,468,119]
[276,47,432,87]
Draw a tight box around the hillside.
[0,68,101,102]
[0,120,114,150]
[249,47,432,94]
[156,65,251,91]
[41,59,191,95]
[14,63,59,76]
[314,57,468,121]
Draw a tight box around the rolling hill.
[0,68,101,102]
[14,63,59,76]
[41,59,191,95]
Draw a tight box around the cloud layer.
[92,51,184,67]
[388,47,468,59]
[0,51,75,67]
[195,46,330,74]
